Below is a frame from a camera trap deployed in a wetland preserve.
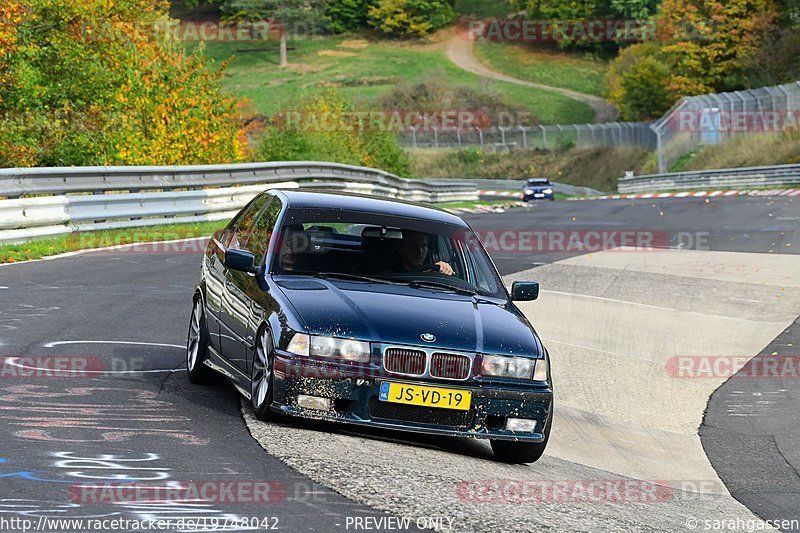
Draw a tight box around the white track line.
[43,340,184,349]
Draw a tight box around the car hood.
[274,278,543,357]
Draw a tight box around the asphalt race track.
[1,195,798,532]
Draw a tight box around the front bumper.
[271,351,553,443]
[523,191,555,201]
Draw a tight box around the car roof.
[270,189,469,227]
[527,178,550,183]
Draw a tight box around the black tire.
[490,410,553,464]
[186,297,224,385]
[250,328,280,421]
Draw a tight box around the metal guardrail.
[0,162,478,244]
[617,164,800,194]
[0,161,474,199]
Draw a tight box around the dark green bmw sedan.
[187,189,553,463]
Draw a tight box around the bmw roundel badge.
[420,333,436,343]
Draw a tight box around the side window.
[227,194,271,250]
[243,197,283,265]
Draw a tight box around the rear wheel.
[490,411,552,464]
[251,329,280,421]
[186,298,224,385]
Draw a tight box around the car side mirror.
[511,281,539,301]
[224,249,256,273]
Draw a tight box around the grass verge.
[641,130,800,174]
[472,41,609,97]
[198,37,595,125]
[437,198,516,209]
[0,221,227,264]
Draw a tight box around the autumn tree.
[221,0,324,66]
[657,0,779,94]
[509,0,661,47]
[367,0,455,37]
[0,0,242,167]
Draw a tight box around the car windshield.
[270,208,507,298]
[527,179,550,186]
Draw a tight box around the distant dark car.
[523,178,555,201]
[187,190,553,463]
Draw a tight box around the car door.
[204,198,261,353]
[220,195,282,374]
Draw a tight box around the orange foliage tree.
[0,0,243,167]
[657,0,779,94]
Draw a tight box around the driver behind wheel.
[394,230,454,276]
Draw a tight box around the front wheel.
[490,412,552,464]
[186,298,224,385]
[250,329,280,421]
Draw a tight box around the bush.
[380,76,539,127]
[325,0,373,33]
[258,90,410,175]
[367,0,455,37]
[604,43,673,121]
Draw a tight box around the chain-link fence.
[397,122,657,152]
[651,81,800,173]
[397,80,800,176]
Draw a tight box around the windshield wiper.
[314,272,397,285]
[407,280,477,296]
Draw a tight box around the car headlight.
[287,333,371,363]
[542,188,553,194]
[481,355,534,379]
[481,355,545,380]
[524,188,534,194]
